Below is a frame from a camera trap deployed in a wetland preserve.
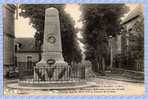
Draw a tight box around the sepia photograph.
[3,3,144,95]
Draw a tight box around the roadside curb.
[7,81,96,90]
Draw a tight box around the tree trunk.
[102,57,105,73]
[97,55,105,75]
[91,59,99,73]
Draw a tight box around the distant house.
[3,4,16,77]
[120,5,144,71]
[15,38,40,63]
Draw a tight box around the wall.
[3,4,15,66]
[16,52,39,63]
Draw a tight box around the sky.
[14,4,142,56]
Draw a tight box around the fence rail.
[34,66,70,81]
[18,62,85,81]
[18,62,35,80]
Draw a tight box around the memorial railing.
[18,62,85,82]
[18,62,35,80]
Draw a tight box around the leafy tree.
[19,4,82,64]
[80,4,128,74]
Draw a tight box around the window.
[27,56,32,62]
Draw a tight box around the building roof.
[15,38,39,52]
[121,5,143,25]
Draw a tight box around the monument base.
[34,60,69,81]
[36,59,68,67]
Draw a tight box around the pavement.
[3,68,144,95]
[4,78,144,96]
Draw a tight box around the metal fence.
[18,62,85,81]
[34,66,70,81]
[70,64,85,80]
[18,62,36,80]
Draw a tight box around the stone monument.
[34,7,69,81]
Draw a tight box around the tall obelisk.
[36,7,67,66]
[34,8,68,81]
